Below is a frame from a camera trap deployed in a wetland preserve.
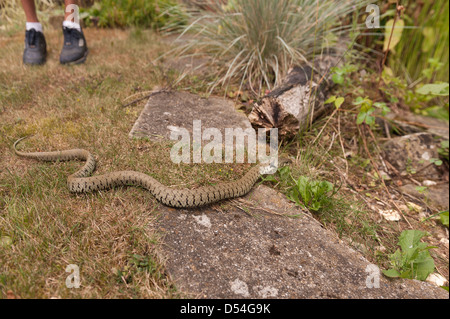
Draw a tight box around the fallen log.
[248,56,338,138]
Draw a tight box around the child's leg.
[64,0,79,21]
[63,0,82,31]
[21,0,47,65]
[21,0,39,23]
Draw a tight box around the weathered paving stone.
[131,92,447,298]
[129,90,252,141]
[157,185,448,299]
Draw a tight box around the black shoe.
[23,29,47,65]
[60,27,88,65]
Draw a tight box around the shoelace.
[63,27,82,45]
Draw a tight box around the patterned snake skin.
[13,137,261,208]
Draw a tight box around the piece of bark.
[249,57,337,138]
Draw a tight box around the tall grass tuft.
[172,0,370,94]
[389,0,449,84]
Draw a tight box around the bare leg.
[21,0,47,65]
[64,0,79,22]
[20,0,39,22]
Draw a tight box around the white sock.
[26,22,43,33]
[63,20,81,31]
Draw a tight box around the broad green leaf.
[385,230,436,281]
[434,160,443,166]
[261,175,278,183]
[323,181,334,192]
[360,101,374,113]
[325,96,336,104]
[390,249,403,267]
[353,96,366,105]
[335,97,345,109]
[310,203,321,211]
[422,27,435,53]
[287,188,300,206]
[297,176,310,204]
[398,230,426,259]
[416,83,449,96]
[374,102,390,115]
[382,67,394,84]
[373,102,386,108]
[383,19,404,52]
[412,256,435,281]
[332,73,344,85]
[440,211,449,228]
[400,270,412,279]
[365,114,375,126]
[356,112,367,125]
[278,166,290,181]
[382,269,401,278]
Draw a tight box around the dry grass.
[0,26,248,298]
[169,0,371,94]
[0,13,448,298]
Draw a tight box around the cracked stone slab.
[157,185,448,299]
[129,91,252,141]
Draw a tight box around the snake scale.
[13,137,262,208]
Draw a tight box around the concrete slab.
[130,91,447,299]
[157,185,448,299]
[129,91,252,142]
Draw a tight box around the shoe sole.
[60,49,89,65]
[23,55,47,66]
[23,60,46,66]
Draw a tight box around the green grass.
[1,3,448,296]
[388,0,449,83]
[81,0,188,30]
[0,27,249,298]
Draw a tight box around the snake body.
[13,137,261,208]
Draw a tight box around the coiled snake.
[14,137,269,208]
